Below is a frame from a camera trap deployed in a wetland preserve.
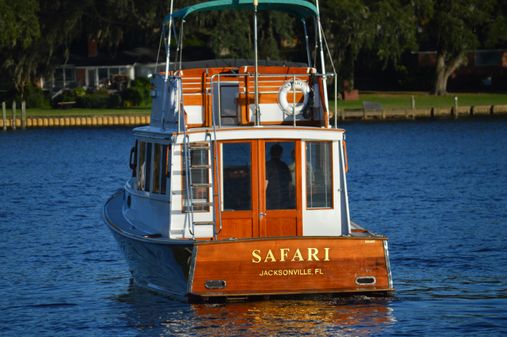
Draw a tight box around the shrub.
[76,92,110,108]
[20,85,51,108]
[121,87,143,107]
[132,78,151,105]
[107,94,122,108]
[73,87,86,97]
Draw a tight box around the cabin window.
[136,142,169,194]
[160,145,169,194]
[306,141,332,208]
[137,141,147,190]
[152,144,170,194]
[183,145,210,212]
[265,142,296,210]
[222,143,252,210]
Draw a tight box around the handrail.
[183,133,195,237]
[207,71,337,127]
[164,71,338,129]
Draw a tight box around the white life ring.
[278,79,311,115]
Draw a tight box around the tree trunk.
[433,51,466,96]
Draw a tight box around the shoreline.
[1,104,507,129]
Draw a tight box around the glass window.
[151,144,170,194]
[306,142,332,208]
[161,145,169,194]
[64,68,75,82]
[265,142,296,210]
[183,145,210,212]
[136,142,152,192]
[98,68,108,81]
[137,141,146,190]
[145,143,152,191]
[222,143,251,210]
[152,144,162,193]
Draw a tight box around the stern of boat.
[188,237,393,298]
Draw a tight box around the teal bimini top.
[163,0,318,23]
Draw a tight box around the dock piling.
[2,101,6,131]
[12,101,16,130]
[21,101,26,129]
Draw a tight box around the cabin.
[123,63,349,241]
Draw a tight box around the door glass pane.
[222,143,251,210]
[306,142,332,208]
[265,142,296,210]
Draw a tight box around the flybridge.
[155,0,337,131]
[148,65,334,130]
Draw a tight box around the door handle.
[259,212,266,219]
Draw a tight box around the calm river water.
[1,119,506,336]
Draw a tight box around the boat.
[103,0,394,301]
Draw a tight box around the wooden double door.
[216,140,302,239]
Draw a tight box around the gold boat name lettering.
[251,248,330,263]
[259,268,324,277]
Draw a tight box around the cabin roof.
[133,125,346,143]
[165,0,318,23]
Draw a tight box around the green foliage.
[130,78,151,106]
[73,87,86,97]
[76,92,110,109]
[414,0,498,94]
[107,94,123,108]
[16,85,50,108]
[1,0,92,95]
[119,79,150,108]
[0,0,40,49]
[121,88,143,107]
[1,0,507,96]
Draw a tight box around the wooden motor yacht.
[103,0,394,300]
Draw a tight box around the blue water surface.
[0,120,506,336]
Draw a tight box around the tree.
[0,0,40,49]
[1,1,92,95]
[0,0,40,93]
[415,0,496,95]
[320,0,416,90]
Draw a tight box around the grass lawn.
[333,92,507,110]
[21,92,507,117]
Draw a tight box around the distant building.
[40,43,161,92]
[415,49,507,90]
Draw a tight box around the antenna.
[164,0,175,81]
[253,0,260,126]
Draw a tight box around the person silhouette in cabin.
[266,144,292,209]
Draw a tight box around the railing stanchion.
[334,74,338,128]
[293,74,297,127]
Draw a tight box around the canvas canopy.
[163,0,318,23]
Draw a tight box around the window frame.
[305,140,334,210]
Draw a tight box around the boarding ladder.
[182,113,221,240]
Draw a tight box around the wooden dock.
[336,104,507,121]
[1,115,150,129]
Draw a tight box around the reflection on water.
[116,284,396,336]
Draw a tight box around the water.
[0,120,506,336]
